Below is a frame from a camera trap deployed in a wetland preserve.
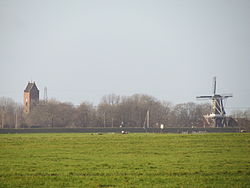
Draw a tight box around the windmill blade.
[221,93,233,98]
[196,96,213,99]
[213,76,216,95]
[222,95,233,99]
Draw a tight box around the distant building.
[23,82,39,113]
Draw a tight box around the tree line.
[0,95,249,128]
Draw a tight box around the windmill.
[196,77,232,127]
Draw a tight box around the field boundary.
[0,127,241,134]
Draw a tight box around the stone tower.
[23,82,39,113]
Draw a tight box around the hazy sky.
[0,0,250,112]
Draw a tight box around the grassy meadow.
[0,133,249,187]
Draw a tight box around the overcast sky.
[0,0,250,113]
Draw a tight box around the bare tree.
[25,99,75,128]
[0,97,20,128]
[74,102,96,127]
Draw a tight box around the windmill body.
[197,77,232,127]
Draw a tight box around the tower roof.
[24,82,39,92]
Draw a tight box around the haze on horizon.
[0,0,250,113]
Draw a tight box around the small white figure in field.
[160,124,164,129]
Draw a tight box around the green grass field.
[0,133,249,188]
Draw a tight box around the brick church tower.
[23,82,39,113]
